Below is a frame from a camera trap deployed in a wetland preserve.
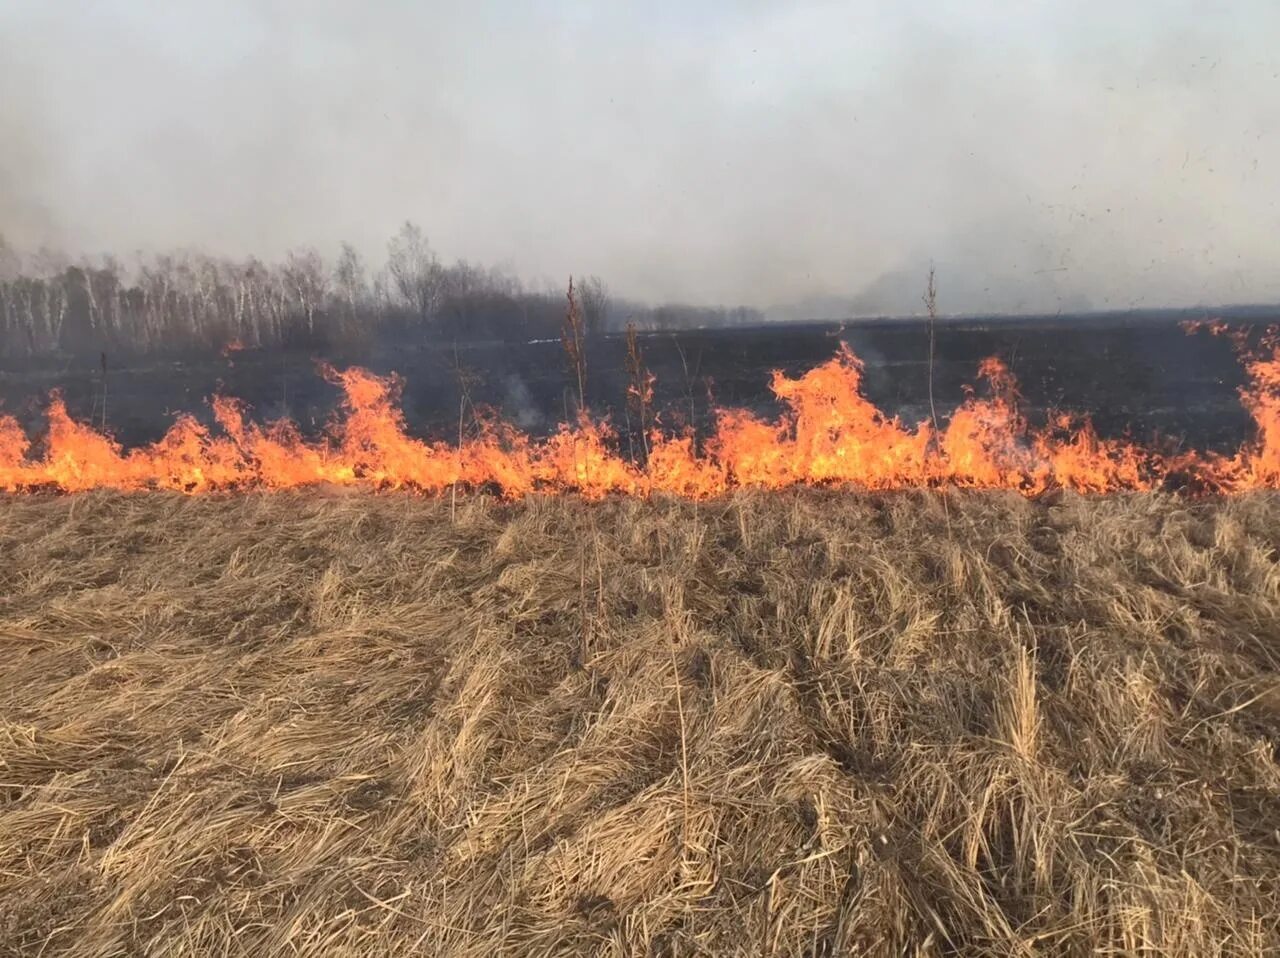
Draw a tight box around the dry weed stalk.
[561,276,587,416]
[450,343,480,524]
[924,264,940,447]
[561,277,591,493]
[624,322,654,463]
[924,265,955,540]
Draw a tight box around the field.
[2,311,1271,454]
[3,490,1279,955]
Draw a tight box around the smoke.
[2,1,1278,314]
[502,374,544,431]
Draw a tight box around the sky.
[2,0,1278,315]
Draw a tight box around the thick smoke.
[2,1,1278,315]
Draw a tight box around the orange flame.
[2,337,1279,498]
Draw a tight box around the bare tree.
[0,237,21,356]
[579,275,610,335]
[29,251,69,350]
[0,235,20,282]
[369,267,393,313]
[485,263,522,298]
[235,257,272,346]
[282,247,329,335]
[386,221,443,321]
[333,242,368,327]
[0,235,620,360]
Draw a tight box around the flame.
[1238,348,1280,485]
[2,335,1280,498]
[0,413,31,492]
[1169,346,1280,492]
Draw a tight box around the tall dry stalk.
[924,265,953,537]
[561,276,587,416]
[450,342,479,523]
[672,335,699,455]
[561,276,591,491]
[625,322,654,463]
[668,620,692,873]
[1000,646,1041,760]
[99,351,108,431]
[924,264,940,450]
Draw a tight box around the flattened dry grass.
[1,490,1279,956]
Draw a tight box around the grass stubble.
[1,488,1278,955]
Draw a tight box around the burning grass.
[5,327,1280,498]
[2,490,1279,955]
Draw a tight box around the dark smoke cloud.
[2,1,1278,314]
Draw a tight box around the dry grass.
[1,489,1279,956]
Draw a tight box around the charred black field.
[2,308,1274,457]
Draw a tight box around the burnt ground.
[1,308,1276,456]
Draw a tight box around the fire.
[0,414,30,491]
[1238,348,1280,485]
[1168,345,1280,492]
[2,336,1279,498]
[719,344,932,490]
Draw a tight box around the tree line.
[0,222,764,363]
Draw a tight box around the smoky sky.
[2,0,1279,314]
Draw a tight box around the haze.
[3,1,1278,315]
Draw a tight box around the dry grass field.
[2,490,1279,955]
